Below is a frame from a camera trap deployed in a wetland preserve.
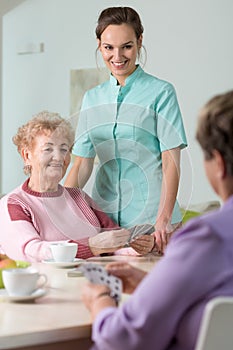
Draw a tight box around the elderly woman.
[0,111,154,262]
[82,90,233,350]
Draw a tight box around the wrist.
[94,291,118,306]
[91,291,117,321]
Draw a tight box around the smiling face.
[24,131,71,192]
[98,23,142,85]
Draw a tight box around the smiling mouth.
[111,60,128,68]
[49,164,62,168]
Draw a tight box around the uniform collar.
[109,65,143,87]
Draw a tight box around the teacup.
[2,268,47,296]
[50,242,78,262]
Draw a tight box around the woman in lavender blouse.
[82,90,233,350]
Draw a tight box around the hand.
[106,262,147,294]
[130,235,155,255]
[81,282,110,311]
[81,282,116,321]
[153,221,174,254]
[89,229,131,255]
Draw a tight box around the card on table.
[79,262,122,303]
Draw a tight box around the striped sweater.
[0,179,118,262]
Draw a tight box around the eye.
[43,148,52,152]
[123,44,133,50]
[103,45,113,50]
[61,148,69,153]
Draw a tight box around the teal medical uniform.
[72,66,187,227]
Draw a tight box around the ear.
[213,150,226,179]
[21,148,31,163]
[97,39,101,51]
[138,35,143,49]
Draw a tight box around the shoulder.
[137,68,175,92]
[82,81,110,105]
[0,184,34,222]
[64,186,82,197]
[0,184,24,206]
[171,204,230,246]
[64,186,90,203]
[86,80,109,93]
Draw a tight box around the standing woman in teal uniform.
[65,6,187,253]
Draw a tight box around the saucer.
[42,258,84,268]
[0,288,47,302]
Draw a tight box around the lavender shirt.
[91,196,233,350]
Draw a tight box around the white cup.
[50,242,78,262]
[2,268,47,296]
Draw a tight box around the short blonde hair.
[13,111,75,154]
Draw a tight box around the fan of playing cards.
[78,225,155,303]
[127,223,155,243]
[79,263,122,303]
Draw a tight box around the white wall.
[0,0,26,193]
[2,0,233,206]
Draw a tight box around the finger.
[114,229,131,238]
[162,232,168,245]
[106,262,132,277]
[153,231,163,252]
[130,242,151,254]
[107,265,131,275]
[106,262,129,269]
[133,235,151,243]
[130,241,152,251]
[133,235,155,246]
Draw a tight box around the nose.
[52,149,65,161]
[113,47,123,60]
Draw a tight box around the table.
[0,255,160,350]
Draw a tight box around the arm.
[85,223,225,350]
[0,208,53,262]
[154,147,180,252]
[82,262,146,320]
[82,283,117,321]
[64,155,94,188]
[82,260,154,323]
[86,195,155,256]
[1,197,94,261]
[88,229,131,256]
[106,262,147,294]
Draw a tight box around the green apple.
[0,257,17,289]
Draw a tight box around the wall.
[0,0,26,193]
[2,0,233,206]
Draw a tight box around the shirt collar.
[109,65,143,87]
[22,178,64,197]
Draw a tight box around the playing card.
[80,263,106,284]
[103,273,122,303]
[79,263,122,303]
[128,224,155,242]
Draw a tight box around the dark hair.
[95,6,144,40]
[196,90,233,175]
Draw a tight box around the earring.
[23,164,32,175]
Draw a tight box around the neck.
[218,177,233,202]
[115,65,137,86]
[28,178,59,193]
